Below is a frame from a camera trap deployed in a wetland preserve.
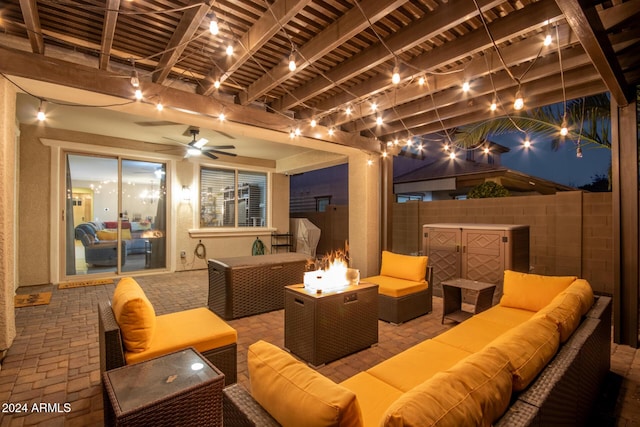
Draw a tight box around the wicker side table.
[441,278,496,324]
[102,347,224,427]
[284,283,379,367]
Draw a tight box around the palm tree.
[449,93,612,154]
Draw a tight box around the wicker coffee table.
[441,278,496,324]
[102,347,224,427]
[284,282,378,367]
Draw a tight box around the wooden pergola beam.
[18,0,44,54]
[99,0,121,70]
[555,0,631,106]
[152,2,210,84]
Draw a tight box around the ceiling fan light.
[194,137,208,149]
[188,147,201,156]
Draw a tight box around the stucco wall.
[391,191,614,295]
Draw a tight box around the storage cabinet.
[422,223,529,300]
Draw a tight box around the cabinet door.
[461,229,504,284]
[424,227,461,296]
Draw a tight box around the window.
[315,196,331,212]
[200,167,267,228]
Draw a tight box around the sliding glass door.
[65,153,167,277]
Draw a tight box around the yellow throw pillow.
[248,340,363,427]
[500,270,577,312]
[111,277,156,353]
[121,229,132,240]
[96,230,117,241]
[380,251,428,282]
[382,347,512,427]
[486,316,559,391]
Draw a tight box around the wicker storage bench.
[208,253,309,319]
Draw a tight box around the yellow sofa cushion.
[340,372,403,427]
[111,277,156,353]
[248,340,363,427]
[379,251,428,283]
[500,270,577,312]
[362,275,427,298]
[561,279,594,316]
[366,339,472,392]
[533,292,582,343]
[125,307,237,365]
[381,347,513,427]
[486,316,560,391]
[473,305,535,328]
[433,316,514,353]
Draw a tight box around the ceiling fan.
[179,127,237,160]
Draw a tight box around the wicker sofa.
[361,251,433,324]
[98,277,238,385]
[223,271,611,427]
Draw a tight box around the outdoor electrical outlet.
[180,251,186,258]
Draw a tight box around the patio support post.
[611,94,639,348]
[381,155,393,252]
[0,76,18,356]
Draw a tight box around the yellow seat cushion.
[486,316,560,391]
[362,275,427,298]
[340,372,403,427]
[433,317,514,353]
[125,307,237,364]
[533,292,582,342]
[500,270,577,312]
[366,340,471,392]
[248,340,363,427]
[381,347,513,427]
[473,305,535,328]
[379,251,428,282]
[111,277,156,353]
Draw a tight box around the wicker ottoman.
[208,253,309,319]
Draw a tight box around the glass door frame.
[61,150,170,281]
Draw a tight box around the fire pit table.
[284,282,379,367]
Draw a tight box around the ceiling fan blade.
[203,151,219,160]
[203,148,237,157]
[207,145,235,149]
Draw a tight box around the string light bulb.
[490,98,497,111]
[371,102,377,112]
[523,136,531,148]
[449,151,456,160]
[209,13,219,35]
[418,76,425,86]
[310,118,317,128]
[156,102,163,111]
[328,127,335,136]
[345,106,352,116]
[288,52,296,72]
[367,158,373,166]
[226,44,233,56]
[213,78,221,89]
[543,33,552,46]
[483,147,490,154]
[130,70,140,88]
[36,101,46,121]
[376,116,383,126]
[289,129,296,139]
[576,146,583,158]
[443,143,449,151]
[382,151,388,158]
[513,89,524,110]
[560,117,568,136]
[462,81,470,92]
[219,112,225,122]
[391,66,400,85]
[134,88,143,100]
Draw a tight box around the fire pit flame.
[304,250,359,292]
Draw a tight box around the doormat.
[15,292,52,308]
[58,278,114,289]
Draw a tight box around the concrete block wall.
[391,191,614,295]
